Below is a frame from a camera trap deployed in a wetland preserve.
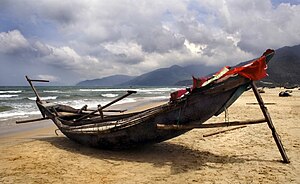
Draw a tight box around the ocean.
[0,86,182,123]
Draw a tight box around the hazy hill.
[76,75,135,86]
[120,65,191,86]
[121,65,219,86]
[264,45,300,86]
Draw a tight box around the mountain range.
[77,44,300,87]
[264,45,300,87]
[76,75,135,86]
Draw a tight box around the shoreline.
[0,115,53,138]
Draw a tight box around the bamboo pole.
[251,81,290,163]
[25,76,49,102]
[156,118,266,130]
[75,90,137,121]
[16,117,50,124]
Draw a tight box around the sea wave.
[28,96,58,101]
[101,93,119,98]
[0,94,19,98]
[0,90,22,94]
[0,106,13,112]
[140,88,179,92]
[79,89,131,92]
[115,98,136,104]
[43,90,60,93]
[60,97,137,109]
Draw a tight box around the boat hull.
[55,81,249,149]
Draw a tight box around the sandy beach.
[0,87,299,183]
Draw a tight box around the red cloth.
[223,55,267,81]
[192,76,208,89]
[170,89,187,101]
[170,49,274,101]
[192,66,230,89]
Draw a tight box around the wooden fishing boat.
[17,49,280,151]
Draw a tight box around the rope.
[224,107,229,122]
[55,129,60,136]
[177,107,182,125]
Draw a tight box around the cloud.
[102,41,144,64]
[0,30,30,55]
[221,1,300,53]
[0,0,300,85]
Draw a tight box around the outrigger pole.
[25,76,49,102]
[15,76,50,124]
[75,90,137,121]
[157,81,290,163]
[17,76,134,124]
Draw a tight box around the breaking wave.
[28,96,58,101]
[0,90,22,94]
[0,94,19,98]
[101,93,119,98]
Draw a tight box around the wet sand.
[0,88,299,183]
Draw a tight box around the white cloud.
[184,39,207,55]
[102,41,144,64]
[0,30,30,54]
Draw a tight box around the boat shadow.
[37,136,268,174]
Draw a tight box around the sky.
[1,0,300,85]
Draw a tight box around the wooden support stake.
[251,81,290,163]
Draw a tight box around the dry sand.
[0,88,299,184]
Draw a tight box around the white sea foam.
[0,94,19,98]
[0,90,22,94]
[43,90,60,93]
[140,88,180,92]
[101,93,119,98]
[58,97,137,109]
[115,98,136,104]
[149,96,169,101]
[79,89,132,92]
[28,96,58,101]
